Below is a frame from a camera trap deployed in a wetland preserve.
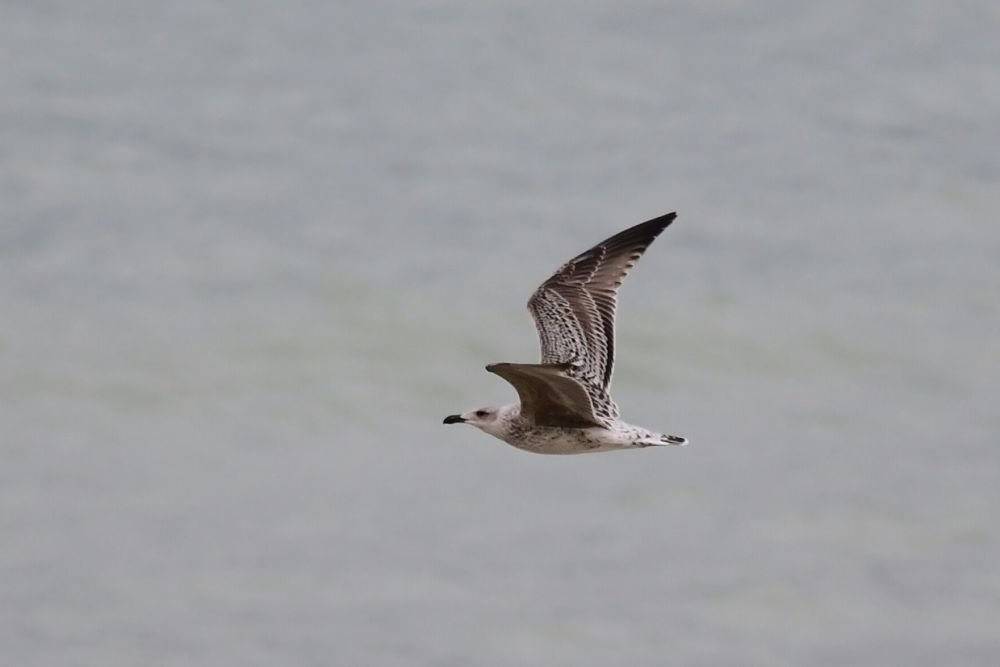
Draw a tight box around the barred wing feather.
[526,212,676,421]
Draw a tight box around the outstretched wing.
[526,212,676,418]
[486,362,605,428]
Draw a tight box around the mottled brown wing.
[485,362,605,428]
[527,213,676,401]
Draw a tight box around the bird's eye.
[475,410,488,418]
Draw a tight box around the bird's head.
[443,406,507,437]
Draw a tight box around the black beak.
[443,414,465,424]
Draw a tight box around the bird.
[443,212,688,454]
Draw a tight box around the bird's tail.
[636,433,688,447]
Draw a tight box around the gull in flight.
[443,212,688,454]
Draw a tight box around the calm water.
[2,1,999,665]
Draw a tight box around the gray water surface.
[3,1,999,665]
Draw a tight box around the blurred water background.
[2,1,999,665]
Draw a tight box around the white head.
[443,405,515,439]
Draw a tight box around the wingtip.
[646,211,677,228]
[599,211,678,254]
[620,212,678,245]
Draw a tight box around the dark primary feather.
[526,212,676,421]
